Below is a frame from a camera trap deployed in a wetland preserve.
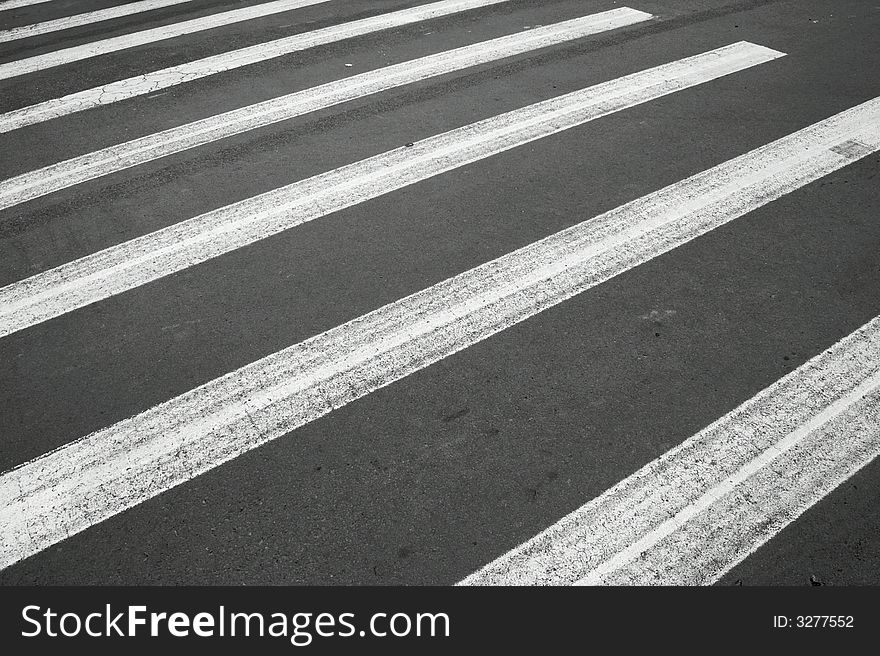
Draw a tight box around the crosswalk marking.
[0,0,515,127]
[2,94,876,572]
[0,42,782,338]
[0,9,653,210]
[0,0,198,44]
[0,0,333,79]
[460,316,880,586]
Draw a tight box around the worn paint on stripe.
[0,0,510,81]
[0,0,333,78]
[0,42,783,338]
[0,9,653,209]
[461,318,880,586]
[3,93,878,572]
[0,0,514,129]
[0,0,54,10]
[0,0,198,44]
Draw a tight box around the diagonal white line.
[581,372,880,586]
[0,42,783,338]
[0,0,55,10]
[2,91,878,573]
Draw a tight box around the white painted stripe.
[1,93,877,572]
[0,0,507,81]
[0,0,333,78]
[0,10,653,210]
[0,0,514,127]
[580,374,880,586]
[0,0,54,10]
[0,0,197,44]
[0,42,783,339]
[461,318,880,586]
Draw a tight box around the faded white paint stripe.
[1,93,878,572]
[0,0,197,44]
[0,0,54,11]
[461,318,880,586]
[0,42,783,338]
[0,9,653,209]
[0,0,507,81]
[583,374,880,586]
[0,0,514,128]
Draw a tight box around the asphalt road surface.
[0,0,878,585]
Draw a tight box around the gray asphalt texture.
[0,0,878,585]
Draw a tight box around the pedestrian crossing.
[0,8,655,210]
[0,0,503,80]
[0,0,337,78]
[0,0,878,584]
[0,41,782,336]
[0,0,514,127]
[0,0,199,44]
